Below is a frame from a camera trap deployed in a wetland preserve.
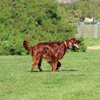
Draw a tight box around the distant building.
[58,0,79,3]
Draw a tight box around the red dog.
[23,38,81,72]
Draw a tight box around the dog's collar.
[64,41,67,48]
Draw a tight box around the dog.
[23,38,81,72]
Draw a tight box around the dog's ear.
[68,41,73,49]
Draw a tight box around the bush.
[73,37,87,52]
[0,0,86,55]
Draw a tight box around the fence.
[76,22,100,38]
[58,0,79,3]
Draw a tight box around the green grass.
[0,50,100,100]
[84,38,100,46]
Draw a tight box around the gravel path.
[87,46,100,49]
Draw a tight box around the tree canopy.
[0,0,76,55]
[1,0,99,55]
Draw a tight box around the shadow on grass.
[27,69,78,73]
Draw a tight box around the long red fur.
[23,38,80,72]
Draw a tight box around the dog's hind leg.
[38,59,43,72]
[31,56,40,72]
[31,60,40,72]
[31,62,36,72]
[31,51,43,72]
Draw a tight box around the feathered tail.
[23,40,32,54]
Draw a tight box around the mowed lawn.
[0,50,100,100]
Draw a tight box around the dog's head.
[66,38,81,50]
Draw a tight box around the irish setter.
[23,38,81,72]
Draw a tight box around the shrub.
[0,0,86,55]
[73,37,87,52]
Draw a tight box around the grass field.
[0,50,100,100]
[84,38,100,46]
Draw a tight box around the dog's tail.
[23,40,32,54]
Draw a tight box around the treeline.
[2,0,99,55]
[60,0,100,23]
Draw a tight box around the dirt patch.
[87,46,100,49]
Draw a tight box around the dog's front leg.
[56,61,61,70]
[51,61,58,72]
